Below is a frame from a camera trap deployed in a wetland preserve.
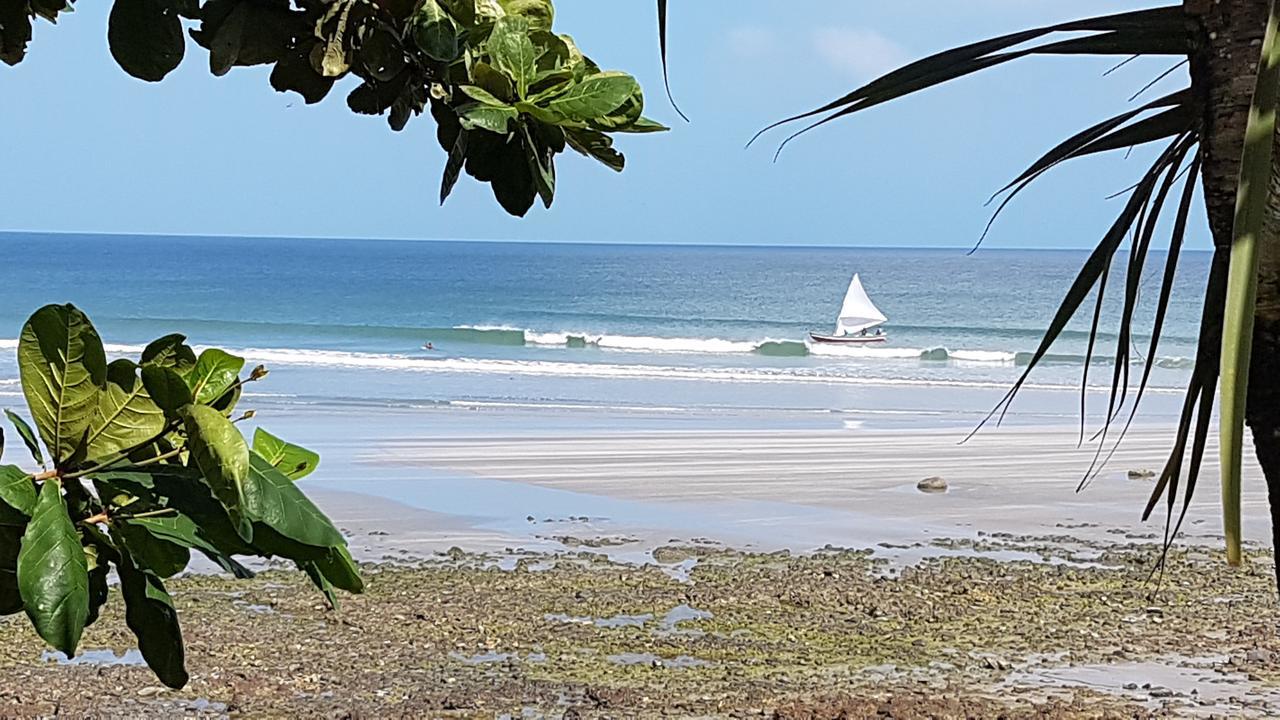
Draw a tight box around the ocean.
[0,232,1208,430]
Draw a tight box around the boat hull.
[809,332,887,344]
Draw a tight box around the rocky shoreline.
[0,535,1277,719]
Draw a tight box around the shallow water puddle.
[607,652,712,668]
[449,650,548,665]
[42,649,146,667]
[1005,657,1280,714]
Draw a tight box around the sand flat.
[367,424,1270,546]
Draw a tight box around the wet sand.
[360,424,1270,553]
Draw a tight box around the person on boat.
[859,329,868,337]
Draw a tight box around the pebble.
[917,477,948,493]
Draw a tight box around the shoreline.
[1,540,1276,718]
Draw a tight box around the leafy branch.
[0,304,360,689]
[1,0,666,216]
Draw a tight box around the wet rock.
[917,477,948,494]
[1247,649,1273,664]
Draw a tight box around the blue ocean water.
[0,232,1209,425]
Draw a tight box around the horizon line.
[0,229,1213,254]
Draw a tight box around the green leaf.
[141,366,194,414]
[313,544,362,593]
[17,480,89,656]
[412,0,459,61]
[0,466,35,521]
[565,129,624,172]
[179,405,251,541]
[115,521,190,579]
[118,545,189,689]
[243,452,343,548]
[545,72,638,122]
[489,15,536,98]
[522,121,557,208]
[458,102,518,133]
[108,0,186,82]
[18,304,108,465]
[4,411,43,468]
[83,544,110,628]
[1,526,22,615]
[318,0,353,77]
[141,334,197,376]
[252,428,319,480]
[611,115,669,134]
[299,560,339,609]
[1220,0,1280,568]
[126,513,250,577]
[188,349,245,407]
[459,84,509,106]
[86,360,166,462]
[470,62,514,101]
[502,0,552,30]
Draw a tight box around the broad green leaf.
[243,452,343,548]
[565,128,623,172]
[108,0,185,82]
[522,122,556,208]
[545,72,638,122]
[489,15,536,98]
[1220,0,1280,567]
[141,366,193,414]
[314,544,363,593]
[17,480,89,655]
[252,428,319,480]
[319,1,353,77]
[18,304,108,464]
[84,547,109,628]
[115,521,190,578]
[300,560,339,609]
[412,0,458,61]
[4,411,43,467]
[459,84,509,107]
[0,466,34,522]
[141,334,197,376]
[458,102,518,133]
[118,546,188,689]
[500,0,551,30]
[1,526,21,615]
[188,349,244,406]
[127,513,249,576]
[179,405,251,540]
[612,116,669,134]
[470,62,514,101]
[86,360,166,461]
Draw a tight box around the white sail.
[835,274,887,336]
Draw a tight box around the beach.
[0,235,1274,717]
[2,395,1277,717]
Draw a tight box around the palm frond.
[1219,0,1280,566]
[655,0,688,122]
[749,6,1189,154]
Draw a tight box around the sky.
[0,0,1207,249]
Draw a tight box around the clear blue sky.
[1,0,1205,249]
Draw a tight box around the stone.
[917,477,948,493]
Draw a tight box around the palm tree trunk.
[1186,0,1280,588]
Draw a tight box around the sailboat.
[809,274,888,344]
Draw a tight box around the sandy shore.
[358,423,1269,555]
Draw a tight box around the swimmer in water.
[424,342,434,350]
